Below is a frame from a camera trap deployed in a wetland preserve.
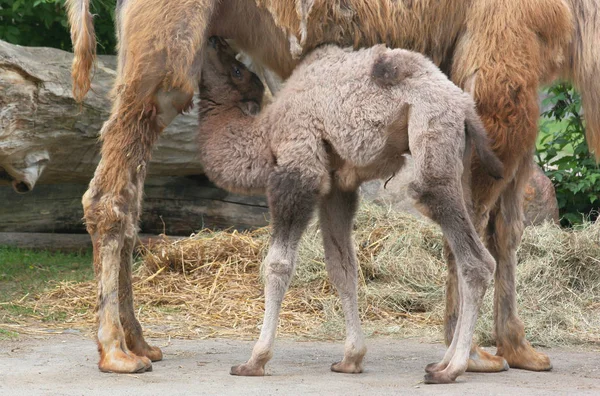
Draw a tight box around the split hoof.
[498,343,552,371]
[423,370,457,384]
[230,363,265,376]
[98,348,152,374]
[467,347,509,372]
[131,344,163,362]
[424,361,447,373]
[331,360,363,374]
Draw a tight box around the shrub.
[536,83,600,226]
[0,0,116,54]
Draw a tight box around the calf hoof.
[230,363,265,376]
[467,347,509,372]
[423,370,457,384]
[331,360,363,374]
[99,349,152,374]
[425,361,448,373]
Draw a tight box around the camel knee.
[468,252,496,287]
[265,255,294,283]
[409,180,495,288]
[82,181,136,237]
[408,181,459,223]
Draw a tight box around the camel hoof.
[230,363,265,376]
[498,343,552,371]
[331,360,363,374]
[467,347,510,372]
[424,371,456,384]
[98,348,152,374]
[425,361,447,373]
[132,344,163,362]
[140,356,153,372]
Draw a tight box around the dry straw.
[7,203,600,346]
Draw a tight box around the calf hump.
[371,50,422,86]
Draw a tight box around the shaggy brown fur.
[66,0,600,377]
[198,38,503,383]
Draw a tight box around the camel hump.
[371,49,425,86]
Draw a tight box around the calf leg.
[410,182,495,384]
[406,120,495,383]
[441,246,508,373]
[440,156,507,373]
[83,0,216,373]
[231,169,320,376]
[319,185,366,374]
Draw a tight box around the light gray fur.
[198,39,501,382]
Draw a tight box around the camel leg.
[438,165,508,373]
[319,185,366,374]
[410,181,495,384]
[443,161,550,373]
[83,156,152,373]
[231,168,320,376]
[445,11,555,370]
[83,0,216,373]
[118,192,161,362]
[439,244,509,373]
[405,117,495,383]
[487,160,552,371]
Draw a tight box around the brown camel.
[66,0,600,376]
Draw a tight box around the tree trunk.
[0,40,204,192]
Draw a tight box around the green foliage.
[536,83,600,226]
[0,0,116,54]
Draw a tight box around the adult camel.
[66,0,600,379]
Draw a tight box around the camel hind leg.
[444,0,564,371]
[487,159,552,371]
[409,176,495,384]
[83,0,216,373]
[406,117,495,383]
[319,184,366,374]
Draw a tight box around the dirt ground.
[1,334,599,395]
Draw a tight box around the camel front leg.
[118,193,162,362]
[319,185,366,374]
[84,156,152,373]
[85,87,192,373]
[231,168,320,376]
[81,0,215,373]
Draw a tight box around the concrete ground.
[1,334,599,395]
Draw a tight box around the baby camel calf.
[198,37,503,384]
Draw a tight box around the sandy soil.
[1,334,599,395]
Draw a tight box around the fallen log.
[0,40,203,192]
[0,39,559,238]
[0,176,269,235]
[0,232,187,253]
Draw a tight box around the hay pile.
[10,204,600,346]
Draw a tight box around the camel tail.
[66,0,97,102]
[465,106,504,180]
[564,0,600,160]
